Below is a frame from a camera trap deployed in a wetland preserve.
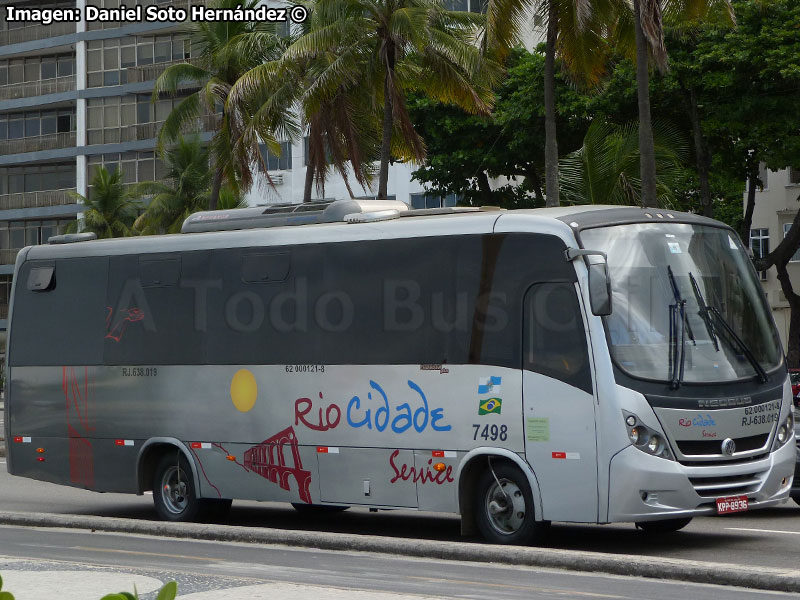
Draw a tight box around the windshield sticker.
[667,242,682,254]
[526,417,549,442]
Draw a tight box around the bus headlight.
[774,412,794,449]
[647,435,663,454]
[623,411,674,460]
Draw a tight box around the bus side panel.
[8,365,139,493]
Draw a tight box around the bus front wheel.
[635,517,693,533]
[474,462,549,545]
[153,453,203,522]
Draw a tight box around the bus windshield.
[580,223,783,384]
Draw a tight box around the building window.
[442,0,485,11]
[0,110,74,140]
[409,192,461,209]
[87,93,192,145]
[0,274,12,310]
[86,34,191,87]
[0,219,72,250]
[750,228,769,281]
[0,163,75,195]
[260,141,292,171]
[790,167,800,185]
[87,151,162,188]
[782,223,800,262]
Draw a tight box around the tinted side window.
[205,233,575,368]
[104,252,208,365]
[10,257,109,366]
[524,282,592,393]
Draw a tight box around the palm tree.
[612,0,734,208]
[226,28,379,202]
[153,0,287,210]
[540,0,613,207]
[483,0,613,207]
[68,167,140,239]
[131,136,245,235]
[285,0,502,199]
[558,119,688,206]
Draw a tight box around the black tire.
[291,503,349,514]
[635,518,693,533]
[474,462,549,545]
[152,453,203,522]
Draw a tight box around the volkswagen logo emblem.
[721,438,736,456]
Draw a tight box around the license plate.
[716,495,749,514]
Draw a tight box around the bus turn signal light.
[226,455,236,461]
[433,462,446,472]
[36,448,45,453]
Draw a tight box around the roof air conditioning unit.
[268,172,284,185]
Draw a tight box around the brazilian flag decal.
[479,398,502,415]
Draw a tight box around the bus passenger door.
[522,282,599,523]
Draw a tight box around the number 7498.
[472,424,508,442]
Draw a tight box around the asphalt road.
[1,466,800,572]
[0,524,798,600]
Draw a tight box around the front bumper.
[608,439,795,523]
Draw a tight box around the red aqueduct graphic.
[243,426,312,504]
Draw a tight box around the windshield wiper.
[667,266,695,389]
[688,272,719,352]
[706,306,769,384]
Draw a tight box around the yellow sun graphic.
[230,369,257,412]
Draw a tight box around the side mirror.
[565,247,612,317]
[587,262,612,316]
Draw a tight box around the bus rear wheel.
[635,517,693,533]
[474,462,549,545]
[153,454,203,522]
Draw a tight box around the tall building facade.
[746,165,800,351]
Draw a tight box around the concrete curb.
[0,511,799,593]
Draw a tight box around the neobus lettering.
[346,379,451,433]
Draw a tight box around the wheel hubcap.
[485,478,526,535]
[160,466,189,515]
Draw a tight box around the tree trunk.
[209,169,222,211]
[378,46,395,200]
[477,171,492,200]
[753,200,800,367]
[687,86,712,218]
[633,0,659,208]
[543,3,560,207]
[776,262,800,368]
[303,161,314,203]
[741,164,758,247]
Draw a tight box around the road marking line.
[725,527,800,536]
[405,575,626,598]
[71,546,212,562]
